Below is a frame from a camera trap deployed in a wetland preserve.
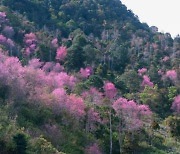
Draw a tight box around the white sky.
[121,0,180,37]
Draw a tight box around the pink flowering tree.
[82,87,103,132]
[51,38,58,48]
[80,67,93,78]
[56,46,67,61]
[113,97,152,153]
[104,82,117,99]
[171,95,180,115]
[66,94,85,118]
[49,72,77,90]
[82,87,103,106]
[2,26,15,38]
[138,68,147,76]
[0,34,7,45]
[142,75,154,88]
[166,70,177,81]
[0,34,15,51]
[0,55,25,101]
[28,58,44,69]
[0,12,7,24]
[103,82,117,154]
[42,62,64,73]
[85,108,101,132]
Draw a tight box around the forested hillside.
[0,0,179,153]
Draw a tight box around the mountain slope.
[0,0,179,154]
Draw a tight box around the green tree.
[65,44,85,71]
[13,133,28,154]
[115,70,141,93]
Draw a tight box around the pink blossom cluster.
[158,70,164,76]
[166,70,177,80]
[0,51,86,119]
[2,26,14,38]
[142,75,154,88]
[42,62,64,73]
[113,97,152,131]
[162,56,170,62]
[81,87,103,105]
[87,108,102,130]
[171,95,180,115]
[0,55,25,99]
[104,82,117,99]
[24,33,37,56]
[51,38,58,48]
[56,46,67,61]
[52,88,85,118]
[28,58,44,69]
[0,12,7,24]
[138,68,147,76]
[0,34,15,48]
[80,67,93,78]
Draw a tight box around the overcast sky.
[121,0,180,37]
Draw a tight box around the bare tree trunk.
[109,109,112,154]
[118,121,122,154]
[118,115,124,154]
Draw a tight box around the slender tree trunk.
[119,131,121,154]
[118,114,124,154]
[109,109,112,154]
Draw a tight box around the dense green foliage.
[0,0,180,153]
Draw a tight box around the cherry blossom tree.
[2,26,15,38]
[142,75,154,88]
[81,87,103,106]
[103,82,117,154]
[51,38,58,48]
[82,87,103,132]
[80,67,93,78]
[0,12,7,24]
[56,46,67,61]
[113,97,152,153]
[104,82,117,99]
[66,94,85,118]
[166,70,177,80]
[138,68,147,76]
[28,58,44,69]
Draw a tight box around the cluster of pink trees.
[24,33,37,56]
[0,50,84,119]
[0,46,155,153]
[0,12,15,51]
[0,34,15,49]
[113,97,152,131]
